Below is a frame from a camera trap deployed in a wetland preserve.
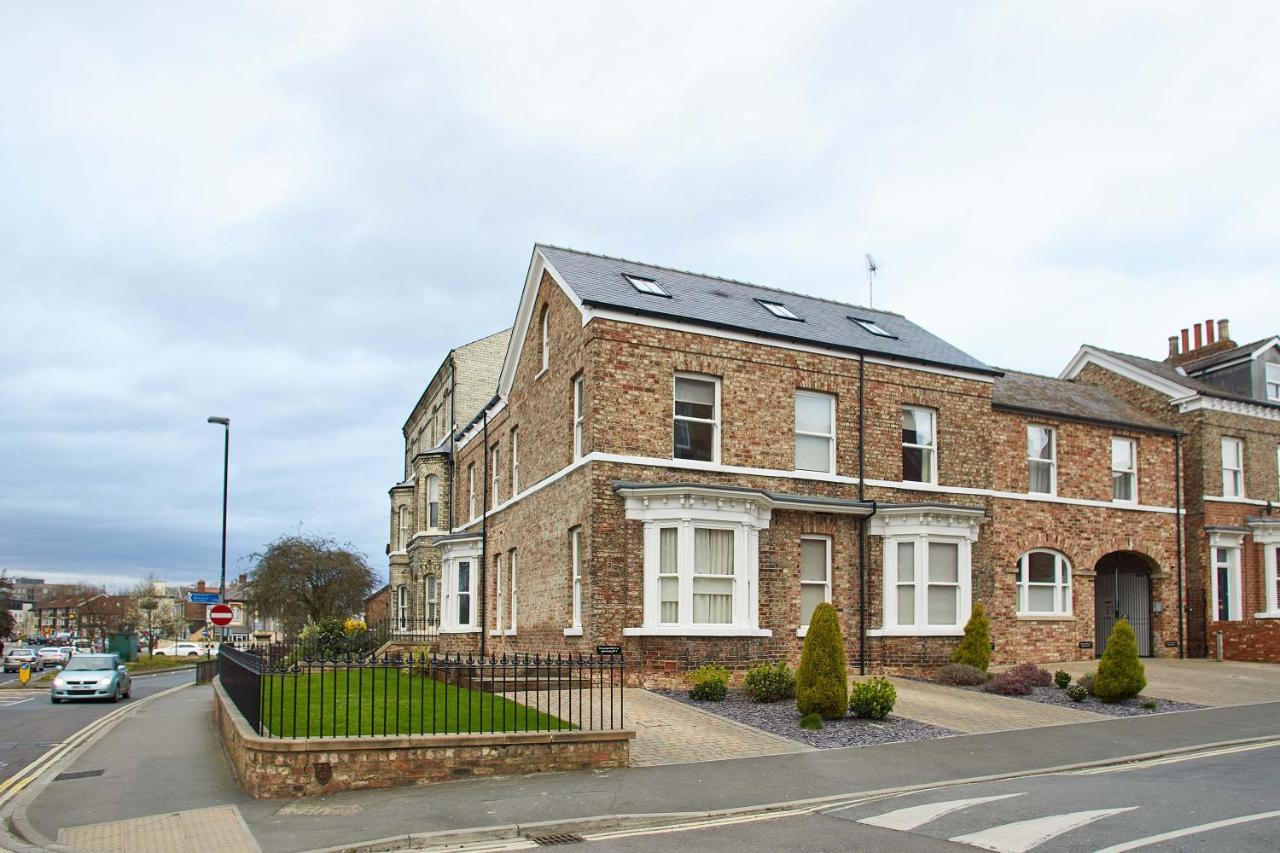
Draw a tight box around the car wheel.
[110,686,121,703]
[51,696,59,704]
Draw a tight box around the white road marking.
[857,793,1026,831]
[951,807,1137,853]
[1072,740,1280,775]
[0,697,34,707]
[1092,809,1280,852]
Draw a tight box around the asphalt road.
[579,741,1280,852]
[0,668,193,785]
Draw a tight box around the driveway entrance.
[1094,551,1154,656]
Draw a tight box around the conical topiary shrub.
[951,602,991,671]
[1093,618,1146,702]
[796,602,848,719]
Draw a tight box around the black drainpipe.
[1175,432,1185,659]
[448,353,457,531]
[858,352,868,676]
[479,408,489,658]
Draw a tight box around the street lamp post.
[207,416,230,650]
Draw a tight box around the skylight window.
[624,274,669,297]
[757,299,802,320]
[851,317,897,338]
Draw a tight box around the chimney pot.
[1205,319,1215,345]
[1217,319,1230,342]
[1193,323,1203,350]
[1168,335,1180,358]
[1181,328,1190,353]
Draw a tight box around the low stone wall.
[212,680,633,799]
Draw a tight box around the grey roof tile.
[993,370,1178,433]
[538,245,997,376]
[1179,336,1277,373]
[1086,344,1278,408]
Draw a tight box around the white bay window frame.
[439,537,481,633]
[1251,523,1280,618]
[869,506,982,637]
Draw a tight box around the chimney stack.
[1218,319,1230,341]
[1205,319,1215,345]
[1167,319,1237,365]
[1168,335,1180,358]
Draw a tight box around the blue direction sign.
[189,592,222,604]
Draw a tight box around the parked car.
[3,648,44,673]
[38,647,67,666]
[152,642,215,657]
[50,654,131,703]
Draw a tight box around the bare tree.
[0,571,14,639]
[245,535,378,634]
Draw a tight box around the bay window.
[1017,550,1072,616]
[1111,437,1137,503]
[439,538,481,632]
[692,528,735,623]
[427,475,440,529]
[673,374,719,463]
[1027,426,1056,495]
[799,535,831,632]
[1221,437,1243,498]
[397,585,408,631]
[795,391,836,473]
[902,406,937,483]
[426,575,439,627]
[869,505,982,637]
[397,506,410,550]
[1263,543,1280,617]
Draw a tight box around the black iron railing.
[217,644,625,739]
[194,656,220,684]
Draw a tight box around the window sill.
[535,367,548,381]
[866,627,964,638]
[438,627,481,635]
[623,626,772,638]
[796,626,809,638]
[1253,613,1280,620]
[563,627,583,637]
[1015,613,1074,621]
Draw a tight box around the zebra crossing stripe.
[950,807,1137,852]
[856,793,1026,831]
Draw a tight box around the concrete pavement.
[14,680,1280,853]
[1047,658,1280,707]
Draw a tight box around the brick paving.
[1044,658,1280,708]
[59,805,259,853]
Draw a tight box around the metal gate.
[1095,569,1151,656]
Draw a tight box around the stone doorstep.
[213,679,635,751]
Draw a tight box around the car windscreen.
[8,649,34,656]
[64,656,117,671]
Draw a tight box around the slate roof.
[1085,345,1278,408]
[537,245,998,376]
[1179,336,1278,374]
[993,370,1178,434]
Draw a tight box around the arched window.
[427,475,440,529]
[1017,550,1072,616]
[540,306,550,372]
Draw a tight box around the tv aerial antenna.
[865,254,878,309]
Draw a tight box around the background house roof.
[1179,336,1280,374]
[1083,344,1278,408]
[993,369,1178,433]
[537,245,998,376]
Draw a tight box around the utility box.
[107,632,140,662]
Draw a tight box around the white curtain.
[927,542,959,625]
[693,529,734,624]
[659,528,679,623]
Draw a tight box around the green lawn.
[257,668,570,738]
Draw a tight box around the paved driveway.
[1045,659,1280,707]
[884,678,1106,734]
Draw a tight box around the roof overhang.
[611,480,874,517]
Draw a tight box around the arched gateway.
[1094,551,1158,657]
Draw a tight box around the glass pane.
[1217,566,1230,621]
[692,577,733,623]
[902,408,933,446]
[903,446,925,481]
[1028,427,1053,460]
[1027,552,1056,584]
[927,585,958,625]
[457,562,470,592]
[795,393,833,434]
[801,584,826,626]
[1027,585,1055,613]
[659,528,678,574]
[674,378,715,419]
[695,528,734,575]
[897,541,915,582]
[458,593,470,625]
[674,420,714,460]
[1112,438,1133,471]
[1221,439,1240,467]
[1215,547,1229,566]
[1029,460,1052,493]
[1113,472,1134,501]
[800,539,828,581]
[659,577,678,624]
[796,434,832,472]
[896,585,915,625]
[928,542,959,583]
[429,502,439,528]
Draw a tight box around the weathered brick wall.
[213,681,630,799]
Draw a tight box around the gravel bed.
[915,678,1204,717]
[655,689,955,749]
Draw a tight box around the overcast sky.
[3,2,1278,591]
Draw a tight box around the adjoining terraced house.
[1064,322,1280,663]
[401,245,1193,683]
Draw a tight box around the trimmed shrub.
[951,603,991,671]
[1140,700,1157,711]
[1005,663,1053,687]
[744,662,797,703]
[688,663,730,702]
[1065,684,1088,702]
[799,712,824,731]
[1094,620,1147,702]
[795,602,848,719]
[983,669,1034,695]
[849,677,897,719]
[935,663,988,686]
[1054,670,1072,689]
[1078,672,1096,696]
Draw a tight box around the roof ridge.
[535,243,905,318]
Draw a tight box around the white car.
[153,642,215,657]
[38,647,67,666]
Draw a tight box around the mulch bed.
[655,689,955,749]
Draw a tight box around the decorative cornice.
[868,504,986,542]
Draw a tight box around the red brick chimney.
[1167,319,1235,366]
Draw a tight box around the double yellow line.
[0,682,191,810]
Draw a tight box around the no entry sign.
[209,604,235,627]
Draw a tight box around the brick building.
[410,245,1186,682]
[1064,321,1280,662]
[386,328,511,637]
